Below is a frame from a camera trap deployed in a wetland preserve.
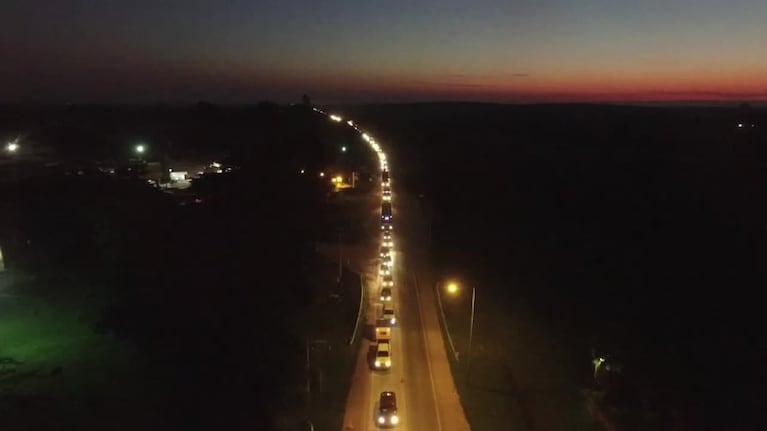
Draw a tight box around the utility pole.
[467,287,477,382]
[305,338,328,425]
[305,339,311,412]
[337,228,343,283]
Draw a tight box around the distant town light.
[6,142,19,153]
[319,172,325,177]
[347,120,354,126]
[300,169,305,174]
[341,146,347,152]
[330,114,343,122]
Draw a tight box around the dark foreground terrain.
[0,103,374,430]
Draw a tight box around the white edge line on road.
[413,271,444,431]
[349,272,365,345]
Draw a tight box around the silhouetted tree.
[302,93,312,107]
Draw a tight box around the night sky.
[2,0,766,103]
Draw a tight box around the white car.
[374,343,392,369]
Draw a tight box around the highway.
[325,111,470,431]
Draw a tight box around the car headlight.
[385,360,391,367]
[378,416,385,424]
[391,318,396,324]
[380,296,385,301]
[386,296,391,301]
[375,361,381,367]
[391,415,399,425]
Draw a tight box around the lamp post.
[443,282,477,382]
[467,286,476,381]
[305,339,328,425]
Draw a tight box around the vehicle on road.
[381,202,392,222]
[382,171,390,187]
[377,391,399,427]
[381,222,392,231]
[375,326,391,343]
[379,286,392,301]
[382,254,392,268]
[381,274,393,288]
[381,303,396,326]
[379,246,391,258]
[374,342,392,370]
[379,263,391,276]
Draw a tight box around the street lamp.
[135,143,146,155]
[443,281,477,381]
[341,146,347,152]
[447,283,458,294]
[5,137,20,154]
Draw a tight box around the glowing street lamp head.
[341,146,347,152]
[135,144,146,154]
[447,283,459,295]
[6,142,19,153]
[319,172,325,177]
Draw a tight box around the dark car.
[377,391,398,427]
[379,287,392,301]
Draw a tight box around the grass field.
[0,278,160,429]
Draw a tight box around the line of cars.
[373,145,399,428]
[323,110,400,428]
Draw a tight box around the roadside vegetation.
[0,103,373,430]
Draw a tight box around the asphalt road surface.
[342,178,470,431]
